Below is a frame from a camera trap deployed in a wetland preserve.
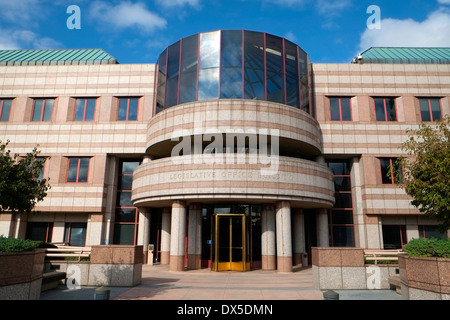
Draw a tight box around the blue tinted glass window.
[75,98,96,121]
[244,31,265,100]
[221,30,243,99]
[180,35,199,104]
[0,99,12,121]
[265,35,284,104]
[198,68,219,100]
[285,41,299,108]
[156,49,167,112]
[33,99,53,122]
[199,31,220,69]
[166,41,181,108]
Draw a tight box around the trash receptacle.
[301,252,308,267]
[323,290,339,300]
[94,286,110,300]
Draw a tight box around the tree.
[0,140,51,214]
[393,116,450,233]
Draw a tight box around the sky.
[0,0,450,64]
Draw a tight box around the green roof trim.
[357,47,450,64]
[0,49,119,66]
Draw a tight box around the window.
[419,98,442,122]
[0,99,12,122]
[382,225,406,249]
[26,222,53,242]
[74,98,97,121]
[114,159,142,245]
[35,156,47,181]
[380,158,403,184]
[67,157,90,183]
[64,223,87,246]
[374,97,397,121]
[326,160,355,247]
[32,98,54,122]
[419,225,448,240]
[118,97,139,121]
[329,97,352,121]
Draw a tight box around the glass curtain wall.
[156,30,309,113]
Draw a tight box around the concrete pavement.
[40,264,402,301]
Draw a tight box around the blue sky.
[1,0,450,64]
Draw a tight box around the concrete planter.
[398,254,450,300]
[47,245,143,287]
[312,247,398,290]
[0,249,45,300]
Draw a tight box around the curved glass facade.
[156,30,310,114]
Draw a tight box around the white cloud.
[89,1,167,33]
[0,29,63,50]
[154,0,202,8]
[438,0,450,4]
[316,0,352,16]
[358,8,450,52]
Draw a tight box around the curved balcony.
[146,100,323,159]
[131,155,335,208]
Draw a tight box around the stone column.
[261,204,276,270]
[293,208,306,266]
[187,203,202,270]
[137,208,151,262]
[86,213,103,245]
[160,207,171,265]
[170,201,187,272]
[276,201,293,272]
[317,209,330,247]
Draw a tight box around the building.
[0,30,449,272]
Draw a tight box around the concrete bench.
[388,275,401,294]
[41,271,67,292]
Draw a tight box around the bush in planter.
[0,236,37,252]
[403,238,450,258]
[0,236,56,252]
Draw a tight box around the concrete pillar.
[0,214,14,238]
[261,204,276,270]
[276,201,293,272]
[160,207,171,265]
[293,209,306,266]
[170,201,187,271]
[137,208,151,261]
[52,222,65,243]
[317,209,330,247]
[187,203,202,270]
[86,213,103,246]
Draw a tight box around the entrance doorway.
[211,214,251,271]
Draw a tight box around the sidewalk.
[40,264,402,301]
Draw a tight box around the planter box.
[46,245,143,288]
[399,254,450,300]
[0,249,45,300]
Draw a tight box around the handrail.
[364,249,402,264]
[45,245,91,261]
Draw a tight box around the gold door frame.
[211,214,251,272]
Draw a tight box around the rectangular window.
[326,160,355,247]
[329,97,352,121]
[26,222,53,243]
[67,157,90,183]
[0,99,12,122]
[374,97,397,121]
[35,156,47,181]
[117,97,139,121]
[64,222,87,247]
[74,98,97,121]
[419,98,442,122]
[114,159,142,245]
[380,158,403,184]
[382,225,406,249]
[32,98,54,122]
[419,225,448,240]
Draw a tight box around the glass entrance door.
[211,214,250,272]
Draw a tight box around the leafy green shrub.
[403,238,450,258]
[0,236,37,252]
